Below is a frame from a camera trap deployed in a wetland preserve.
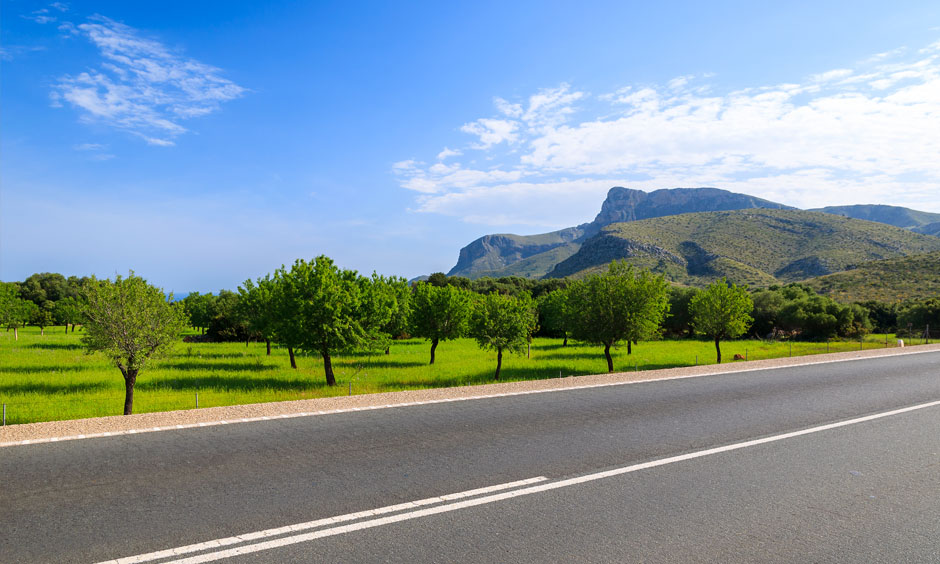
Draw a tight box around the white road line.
[3,346,938,448]
[105,399,940,564]
[96,476,547,564]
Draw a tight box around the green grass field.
[0,325,916,425]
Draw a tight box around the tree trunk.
[494,348,503,380]
[13,327,18,341]
[627,340,632,355]
[288,347,297,369]
[64,324,69,334]
[246,336,250,347]
[265,339,271,356]
[715,337,722,364]
[429,338,439,365]
[72,324,76,333]
[562,334,568,347]
[604,342,614,372]
[322,351,336,386]
[122,369,138,415]
[385,346,390,355]
[40,326,45,336]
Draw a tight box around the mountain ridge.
[446,187,940,280]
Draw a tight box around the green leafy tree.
[382,276,412,348]
[31,301,55,336]
[237,275,278,355]
[538,288,573,345]
[689,278,754,364]
[358,273,399,354]
[81,272,186,415]
[663,286,699,338]
[469,292,537,380]
[409,282,473,364]
[568,262,670,372]
[0,283,37,341]
[181,292,215,335]
[273,256,378,385]
[898,297,940,340]
[207,289,250,343]
[54,296,85,333]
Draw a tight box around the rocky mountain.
[545,209,940,287]
[447,187,792,278]
[811,204,940,231]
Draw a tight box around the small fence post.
[195,392,199,409]
[2,404,5,426]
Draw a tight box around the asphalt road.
[2,351,939,563]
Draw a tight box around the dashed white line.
[95,476,547,564]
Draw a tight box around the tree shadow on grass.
[24,342,84,351]
[0,365,92,374]
[138,374,325,393]
[335,359,428,370]
[0,381,109,394]
[160,361,278,372]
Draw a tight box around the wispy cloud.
[52,15,246,146]
[22,8,57,24]
[395,40,940,228]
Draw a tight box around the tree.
[54,296,85,333]
[538,288,573,345]
[0,283,37,341]
[237,276,278,355]
[663,286,699,338]
[382,276,412,349]
[206,289,250,343]
[81,272,186,415]
[357,273,399,354]
[469,292,537,380]
[689,278,753,364]
[273,256,378,386]
[409,282,473,364]
[567,262,670,372]
[31,301,55,336]
[181,292,215,335]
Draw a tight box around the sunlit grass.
[0,325,914,425]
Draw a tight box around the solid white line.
[110,399,940,564]
[95,476,547,564]
[3,346,938,448]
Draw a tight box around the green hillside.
[805,251,940,302]
[545,209,940,287]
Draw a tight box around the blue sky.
[3,1,940,293]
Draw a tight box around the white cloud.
[460,118,519,149]
[74,143,106,151]
[394,38,940,229]
[22,9,56,24]
[437,147,462,160]
[53,15,245,145]
[494,97,523,118]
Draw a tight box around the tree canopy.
[469,292,537,380]
[689,278,754,364]
[567,261,670,372]
[409,282,473,364]
[81,272,186,415]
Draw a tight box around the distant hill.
[543,209,940,287]
[805,251,940,302]
[812,204,940,231]
[448,187,791,278]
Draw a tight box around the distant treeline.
[2,270,938,344]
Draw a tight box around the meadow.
[0,325,914,425]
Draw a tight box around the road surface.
[2,351,939,563]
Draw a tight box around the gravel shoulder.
[3,343,939,446]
